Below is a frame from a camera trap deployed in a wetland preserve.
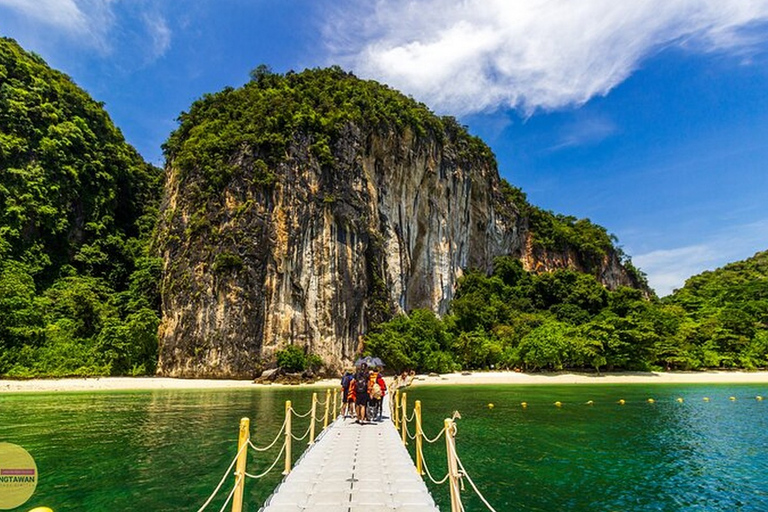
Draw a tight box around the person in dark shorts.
[353,363,370,424]
[340,369,354,418]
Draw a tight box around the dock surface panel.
[260,415,440,512]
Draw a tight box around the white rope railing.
[290,421,313,441]
[244,442,287,480]
[216,477,240,512]
[455,450,498,512]
[422,426,447,444]
[248,418,288,452]
[196,440,248,512]
[290,406,313,418]
[403,418,417,440]
[417,438,450,485]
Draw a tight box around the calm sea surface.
[1,383,767,511]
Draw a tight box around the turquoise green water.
[407,384,768,512]
[1,383,767,511]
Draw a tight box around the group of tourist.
[340,365,416,424]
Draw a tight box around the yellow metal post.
[393,389,400,427]
[401,392,408,445]
[445,418,461,512]
[309,392,317,445]
[323,388,331,429]
[231,417,250,512]
[283,400,292,475]
[415,400,424,475]
[333,387,338,418]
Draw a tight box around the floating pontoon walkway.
[259,416,440,512]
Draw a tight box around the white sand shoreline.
[3,370,768,393]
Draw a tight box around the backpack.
[341,373,353,389]
[371,382,382,400]
[355,374,368,394]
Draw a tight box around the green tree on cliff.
[0,38,163,376]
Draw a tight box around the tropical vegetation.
[365,252,768,373]
[0,38,163,377]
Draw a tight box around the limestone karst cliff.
[155,67,643,378]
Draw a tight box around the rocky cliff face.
[520,234,640,291]
[155,69,641,378]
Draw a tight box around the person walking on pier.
[352,363,370,424]
[340,369,354,418]
[367,368,387,421]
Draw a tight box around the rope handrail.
[248,417,288,452]
[290,406,313,418]
[422,426,447,444]
[217,476,241,512]
[196,439,248,512]
[244,442,287,480]
[417,437,450,485]
[404,409,417,423]
[290,421,313,441]
[403,418,417,440]
[455,450,497,512]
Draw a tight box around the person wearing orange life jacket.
[340,369,354,418]
[367,368,387,421]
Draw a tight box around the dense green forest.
[163,64,492,196]
[0,38,163,377]
[365,251,768,373]
[0,41,765,377]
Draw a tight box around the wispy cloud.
[0,0,171,62]
[0,0,116,52]
[633,218,768,296]
[142,10,171,61]
[326,0,768,115]
[549,115,618,151]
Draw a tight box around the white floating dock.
[259,415,440,512]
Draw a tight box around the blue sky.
[2,0,767,296]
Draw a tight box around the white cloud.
[633,218,768,296]
[0,0,171,61]
[0,0,86,30]
[0,0,116,52]
[326,0,768,115]
[142,11,171,61]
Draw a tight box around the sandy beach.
[3,370,768,393]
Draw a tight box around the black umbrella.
[354,355,385,367]
[354,356,375,367]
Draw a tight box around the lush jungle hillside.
[366,251,768,372]
[0,38,163,377]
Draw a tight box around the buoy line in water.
[483,395,767,408]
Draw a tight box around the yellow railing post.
[445,418,461,512]
[415,400,424,475]
[231,417,250,512]
[394,389,400,427]
[333,387,339,418]
[283,401,292,475]
[309,392,317,445]
[401,392,408,445]
[323,388,331,429]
